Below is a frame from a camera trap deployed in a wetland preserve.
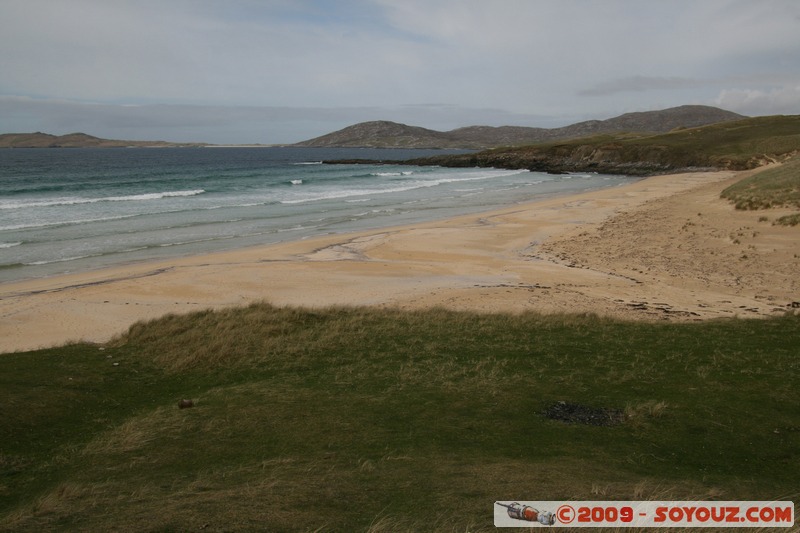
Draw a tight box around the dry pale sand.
[1,166,798,353]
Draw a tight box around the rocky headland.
[326,114,800,176]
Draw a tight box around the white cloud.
[578,77,708,97]
[715,85,800,116]
[1,0,798,140]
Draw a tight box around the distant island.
[294,105,745,149]
[0,132,208,149]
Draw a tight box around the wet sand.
[1,166,798,353]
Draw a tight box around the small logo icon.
[495,502,556,525]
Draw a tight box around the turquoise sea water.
[0,147,638,283]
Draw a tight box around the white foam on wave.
[373,171,414,177]
[279,182,429,204]
[0,212,142,232]
[280,168,529,205]
[0,189,206,210]
[351,208,396,218]
[118,189,206,201]
[290,179,303,185]
[0,242,22,249]
[275,223,320,233]
[157,236,223,248]
[26,253,101,266]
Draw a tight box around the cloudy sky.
[1,0,799,144]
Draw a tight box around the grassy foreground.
[1,305,799,531]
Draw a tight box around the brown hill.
[295,105,745,149]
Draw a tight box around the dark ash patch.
[543,401,624,426]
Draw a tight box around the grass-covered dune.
[722,154,800,226]
[404,114,800,176]
[2,305,798,531]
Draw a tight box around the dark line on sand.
[0,267,175,300]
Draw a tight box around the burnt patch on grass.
[543,401,624,426]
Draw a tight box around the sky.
[1,0,799,144]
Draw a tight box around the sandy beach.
[1,166,798,353]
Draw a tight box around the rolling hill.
[295,105,745,149]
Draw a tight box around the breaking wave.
[372,171,414,177]
[0,189,206,210]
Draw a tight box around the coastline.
[1,166,798,353]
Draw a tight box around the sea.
[0,147,639,283]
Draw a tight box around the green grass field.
[2,305,798,531]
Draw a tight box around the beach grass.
[775,213,800,226]
[721,155,800,223]
[1,305,799,531]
